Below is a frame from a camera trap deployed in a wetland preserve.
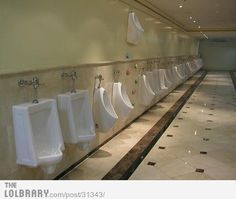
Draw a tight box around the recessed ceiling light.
[193,20,196,23]
[189,16,193,19]
[179,5,183,8]
[154,21,162,24]
[164,26,172,29]
[198,26,201,28]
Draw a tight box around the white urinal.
[112,82,134,119]
[12,99,64,174]
[138,74,155,106]
[127,12,144,45]
[174,66,185,80]
[158,69,169,89]
[185,62,192,77]
[186,62,195,74]
[166,69,174,87]
[153,69,162,91]
[171,67,181,83]
[94,87,118,132]
[145,71,159,95]
[58,90,95,146]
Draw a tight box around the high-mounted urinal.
[12,99,64,174]
[112,82,133,119]
[127,11,144,45]
[138,74,155,106]
[93,75,118,132]
[58,90,95,147]
[145,71,159,95]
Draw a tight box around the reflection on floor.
[62,72,236,180]
[130,72,236,180]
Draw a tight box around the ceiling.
[142,0,236,39]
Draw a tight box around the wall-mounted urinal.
[138,74,155,106]
[185,62,193,76]
[94,87,118,132]
[145,71,159,95]
[153,69,162,92]
[171,66,181,83]
[127,11,144,45]
[158,69,170,89]
[12,99,64,174]
[58,90,95,148]
[195,58,203,69]
[186,62,195,74]
[174,66,185,80]
[166,68,175,87]
[112,82,133,119]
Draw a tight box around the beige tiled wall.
[0,56,194,179]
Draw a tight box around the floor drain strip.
[102,72,207,180]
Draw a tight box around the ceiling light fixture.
[193,20,196,23]
[179,5,183,8]
[198,26,201,28]
[154,21,162,24]
[189,16,193,19]
[164,26,172,29]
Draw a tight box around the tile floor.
[62,72,236,180]
[130,72,236,180]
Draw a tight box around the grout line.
[102,71,207,180]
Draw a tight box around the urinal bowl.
[138,75,155,106]
[145,71,159,95]
[58,90,95,145]
[12,99,64,174]
[166,69,175,87]
[158,69,169,90]
[94,87,118,132]
[112,82,133,119]
[153,69,162,92]
[174,66,185,80]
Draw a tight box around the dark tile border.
[196,168,204,173]
[147,162,156,166]
[102,71,207,180]
[230,71,236,90]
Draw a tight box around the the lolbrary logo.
[4,182,49,198]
